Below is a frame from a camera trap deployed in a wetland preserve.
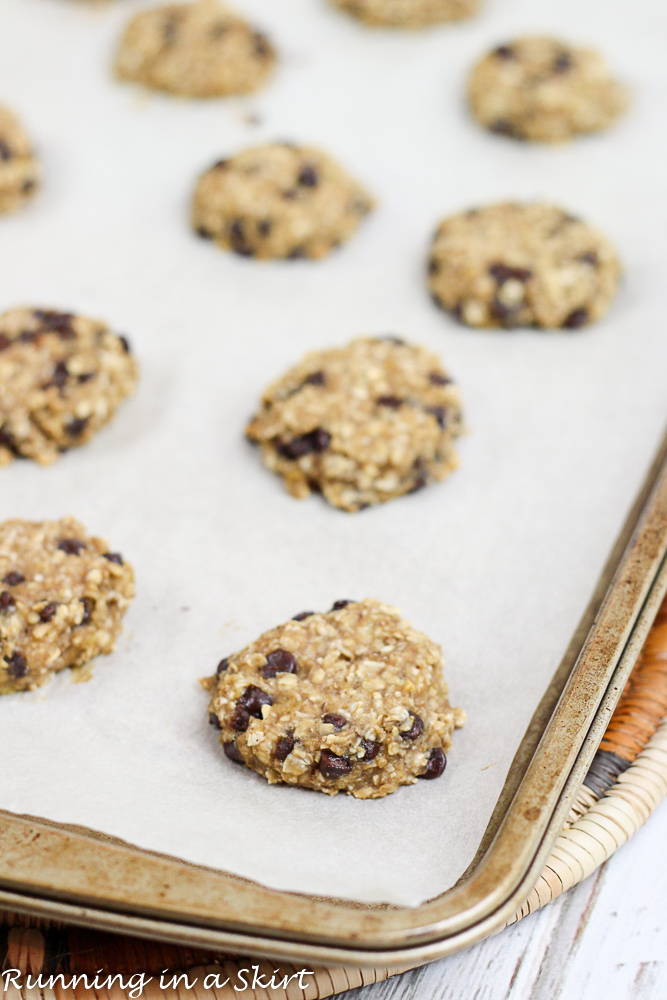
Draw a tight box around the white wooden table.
[346,801,667,1000]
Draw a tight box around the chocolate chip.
[2,572,25,586]
[46,360,69,390]
[275,732,295,761]
[0,334,11,352]
[0,591,15,612]
[287,246,307,259]
[257,219,272,236]
[237,684,273,718]
[78,597,94,626]
[493,45,516,59]
[214,159,229,170]
[230,705,250,732]
[562,307,589,329]
[118,335,131,354]
[57,538,86,555]
[303,370,326,386]
[277,427,330,459]
[223,740,245,764]
[429,406,447,428]
[229,220,254,257]
[422,747,447,779]
[18,331,36,343]
[360,738,381,761]
[78,373,95,384]
[209,712,222,729]
[66,417,89,438]
[39,602,58,622]
[331,600,353,611]
[553,51,573,73]
[489,263,533,283]
[376,395,403,409]
[253,31,271,58]
[298,165,318,188]
[0,140,12,161]
[33,310,75,338]
[322,713,347,730]
[263,648,298,678]
[489,119,516,137]
[577,251,599,266]
[428,257,440,276]
[216,657,230,675]
[5,652,27,678]
[103,552,123,565]
[401,711,424,740]
[318,750,352,779]
[409,472,428,494]
[292,611,314,621]
[429,372,452,386]
[196,226,213,240]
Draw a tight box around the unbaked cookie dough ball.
[0,518,134,694]
[428,203,621,330]
[246,336,462,511]
[330,0,481,29]
[114,0,276,98]
[0,308,138,466]
[204,598,465,798]
[468,37,629,143]
[192,143,374,260]
[0,106,40,217]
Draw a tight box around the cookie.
[0,518,134,694]
[329,0,480,29]
[114,0,276,99]
[192,143,374,260]
[428,203,621,330]
[468,37,629,143]
[246,336,462,511]
[0,307,138,466]
[204,598,465,798]
[0,106,40,217]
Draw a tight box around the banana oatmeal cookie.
[468,37,629,143]
[192,143,374,260]
[114,0,276,98]
[0,105,39,217]
[246,336,462,511]
[0,307,138,466]
[329,0,481,29]
[0,518,134,694]
[204,598,465,798]
[428,203,621,329]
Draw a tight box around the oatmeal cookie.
[0,106,39,217]
[114,0,276,98]
[468,37,629,143]
[0,307,138,466]
[329,0,481,29]
[204,598,465,798]
[246,336,462,511]
[428,203,621,329]
[0,518,134,694]
[192,143,374,260]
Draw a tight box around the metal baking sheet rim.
[1,429,667,967]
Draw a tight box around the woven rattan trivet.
[2,601,667,999]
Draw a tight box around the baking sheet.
[1,0,666,908]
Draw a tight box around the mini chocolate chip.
[376,395,403,409]
[283,188,298,201]
[303,370,326,386]
[422,747,447,779]
[0,334,11,352]
[377,335,406,345]
[562,307,589,329]
[253,31,271,58]
[401,712,424,740]
[223,740,245,764]
[39,602,58,622]
[5,652,28,678]
[33,310,75,337]
[57,538,86,555]
[489,119,516,137]
[298,165,318,188]
[331,600,353,611]
[210,21,229,38]
[360,738,381,761]
[237,684,273,718]
[489,263,533,283]
[409,472,428,494]
[351,197,371,215]
[230,705,250,732]
[46,360,69,390]
[78,597,94,626]
[196,226,213,240]
[66,417,89,438]
[428,257,440,276]
[287,245,307,259]
[229,220,254,257]
[214,159,229,170]
[209,711,222,729]
[429,406,447,428]
[277,427,330,459]
[319,750,352,779]
[292,611,314,621]
[3,572,25,586]
[430,291,446,312]
[577,251,599,266]
[264,648,298,678]
[0,140,12,161]
[429,372,452,386]
[22,180,36,194]
[275,732,295,761]
[216,657,230,675]
[553,51,573,73]
[103,552,123,565]
[0,427,17,452]
[493,44,516,59]
[257,219,272,236]
[19,331,36,343]
[163,16,179,42]
[78,373,95,384]
[322,713,347,730]
[118,335,131,354]
[0,591,15,611]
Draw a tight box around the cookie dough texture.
[0,307,138,466]
[246,336,462,511]
[205,599,465,798]
[114,0,276,98]
[330,0,481,29]
[193,143,374,260]
[468,37,629,143]
[0,106,39,216]
[428,203,621,330]
[0,518,134,694]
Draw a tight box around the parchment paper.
[0,0,666,907]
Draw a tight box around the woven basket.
[2,600,667,999]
